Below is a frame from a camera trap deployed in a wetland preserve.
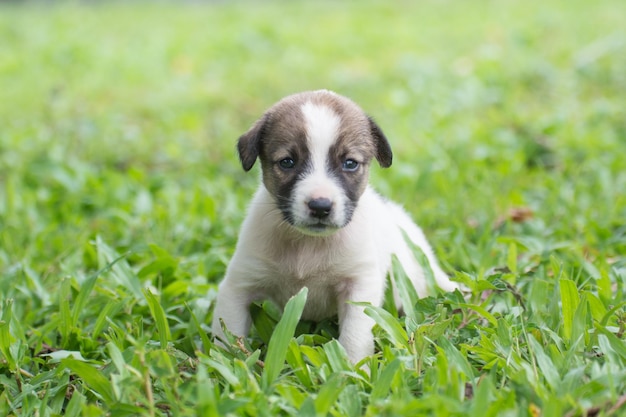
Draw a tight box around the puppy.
[212,90,457,363]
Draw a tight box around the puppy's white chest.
[268,242,338,282]
[266,272,341,321]
[253,228,366,320]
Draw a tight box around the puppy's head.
[238,90,392,236]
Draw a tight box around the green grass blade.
[204,357,240,387]
[106,342,127,375]
[596,327,626,363]
[0,299,16,370]
[506,242,518,276]
[71,273,99,327]
[456,302,498,326]
[600,300,626,326]
[370,358,402,401]
[582,291,607,323]
[58,277,73,347]
[527,334,560,391]
[262,287,308,390]
[559,278,580,343]
[363,304,409,349]
[438,336,475,379]
[390,254,420,323]
[315,374,346,415]
[469,374,496,416]
[63,358,116,404]
[92,300,123,339]
[144,289,171,349]
[323,339,351,372]
[64,390,86,417]
[186,302,212,353]
[71,252,129,326]
[286,339,313,389]
[337,384,362,417]
[95,236,143,299]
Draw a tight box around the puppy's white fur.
[212,90,457,363]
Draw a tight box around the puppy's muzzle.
[308,197,333,219]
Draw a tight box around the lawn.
[1,0,625,415]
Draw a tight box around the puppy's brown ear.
[368,117,393,168]
[237,115,267,171]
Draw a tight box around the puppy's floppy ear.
[368,116,393,168]
[237,115,268,171]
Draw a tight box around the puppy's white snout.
[307,197,333,219]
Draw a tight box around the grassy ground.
[1,0,626,415]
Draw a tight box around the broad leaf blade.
[262,287,308,390]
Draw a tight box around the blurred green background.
[2,0,624,274]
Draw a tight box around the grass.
[1,0,625,415]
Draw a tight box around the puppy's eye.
[342,159,359,172]
[278,158,296,170]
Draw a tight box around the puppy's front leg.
[212,279,253,346]
[337,279,383,364]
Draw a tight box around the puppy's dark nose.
[308,198,333,219]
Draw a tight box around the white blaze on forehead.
[301,101,341,169]
[291,100,347,231]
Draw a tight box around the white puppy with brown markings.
[212,90,457,363]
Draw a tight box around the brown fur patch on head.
[303,91,393,168]
[237,94,309,172]
[237,90,393,212]
[237,90,392,172]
